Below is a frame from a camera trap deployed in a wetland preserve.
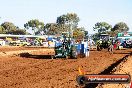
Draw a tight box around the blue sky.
[0,0,132,34]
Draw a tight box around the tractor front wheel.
[97,45,101,51]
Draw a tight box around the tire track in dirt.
[96,53,132,88]
[0,49,131,88]
[0,57,79,88]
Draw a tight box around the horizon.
[0,0,132,34]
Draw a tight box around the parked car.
[16,41,31,46]
[9,40,31,46]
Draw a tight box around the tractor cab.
[54,32,78,59]
[97,34,110,51]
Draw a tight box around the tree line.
[92,22,129,40]
[0,22,27,35]
[24,13,85,41]
[0,13,129,40]
[93,22,129,36]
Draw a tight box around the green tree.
[24,19,44,35]
[107,31,118,37]
[84,30,88,40]
[1,22,17,34]
[112,22,129,32]
[0,26,5,34]
[9,29,27,35]
[36,23,68,35]
[93,22,112,34]
[44,23,58,35]
[73,27,85,41]
[56,13,80,38]
[57,13,80,28]
[57,15,68,24]
[1,22,27,35]
[57,24,70,34]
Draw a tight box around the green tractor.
[96,34,111,51]
[54,33,78,59]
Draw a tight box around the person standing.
[83,40,89,57]
[108,42,114,54]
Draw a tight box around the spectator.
[108,42,114,54]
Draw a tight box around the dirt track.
[97,56,132,88]
[0,46,131,88]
